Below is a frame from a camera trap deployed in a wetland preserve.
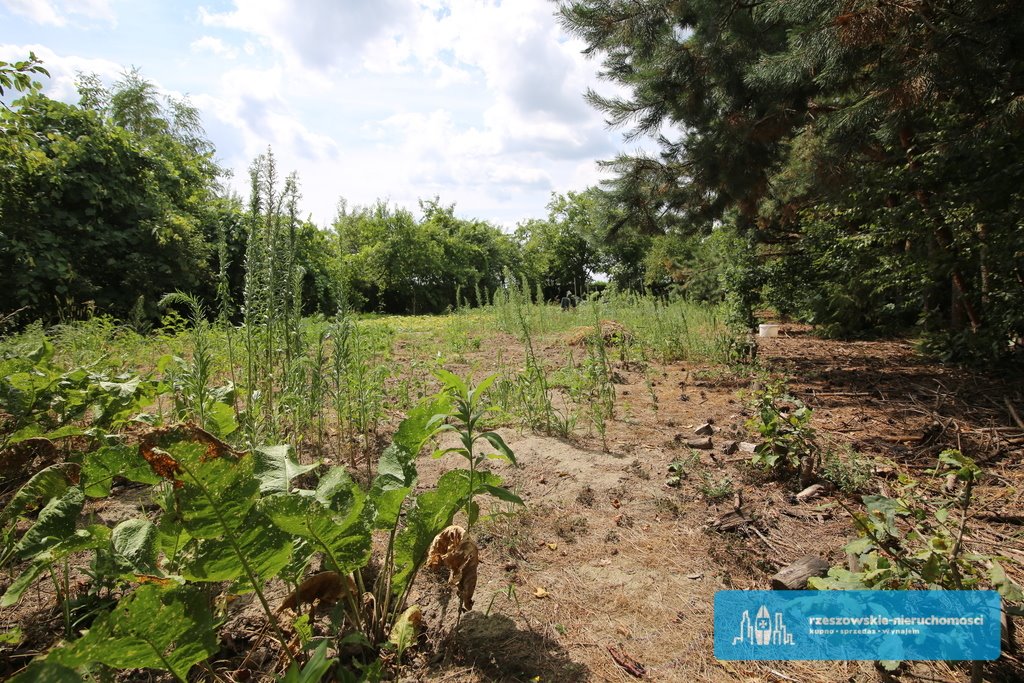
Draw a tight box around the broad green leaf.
[376,444,415,488]
[9,660,81,683]
[26,340,54,365]
[15,485,84,560]
[155,516,191,569]
[919,553,943,583]
[388,605,422,659]
[369,485,411,530]
[5,424,85,448]
[435,368,467,397]
[82,444,160,498]
[2,526,110,607]
[392,395,450,457]
[97,376,142,399]
[843,536,875,556]
[314,466,359,511]
[0,464,73,526]
[149,439,260,539]
[863,494,902,536]
[807,567,868,590]
[990,560,1024,601]
[3,423,42,446]
[253,445,318,495]
[938,449,980,481]
[50,584,217,679]
[206,400,237,438]
[112,519,159,574]
[390,469,501,594]
[0,625,23,645]
[180,509,292,582]
[293,614,313,647]
[260,492,370,575]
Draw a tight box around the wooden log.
[770,555,830,590]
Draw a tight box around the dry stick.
[1005,396,1024,431]
[943,474,985,683]
[234,622,271,675]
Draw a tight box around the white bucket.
[758,324,780,338]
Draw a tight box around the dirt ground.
[400,325,1024,682]
[2,324,1022,682]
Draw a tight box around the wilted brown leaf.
[427,525,480,611]
[278,571,355,612]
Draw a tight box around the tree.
[560,1,1024,360]
[333,198,522,314]
[0,66,223,323]
[515,190,603,300]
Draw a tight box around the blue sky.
[1,0,648,228]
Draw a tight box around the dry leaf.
[427,525,479,611]
[278,571,355,612]
[427,525,464,570]
[547,542,558,551]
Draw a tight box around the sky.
[1,0,649,228]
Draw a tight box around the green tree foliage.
[515,190,604,299]
[0,96,215,322]
[333,198,521,314]
[560,1,1024,360]
[0,66,222,323]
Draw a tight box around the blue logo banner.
[714,590,1001,661]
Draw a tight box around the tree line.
[558,0,1024,363]
[0,60,624,325]
[5,4,1024,367]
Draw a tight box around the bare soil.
[2,325,1022,682]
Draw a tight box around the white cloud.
[5,1,652,228]
[0,43,123,101]
[190,64,341,168]
[198,0,414,71]
[190,36,238,60]
[2,0,64,26]
[1,0,116,27]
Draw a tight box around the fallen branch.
[607,645,646,678]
